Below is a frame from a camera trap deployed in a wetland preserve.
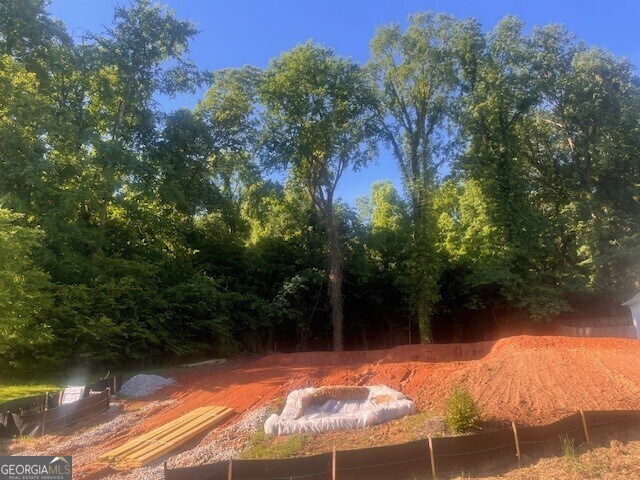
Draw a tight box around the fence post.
[113,376,118,395]
[428,436,436,479]
[227,458,233,480]
[511,421,521,464]
[579,410,590,443]
[332,445,336,480]
[45,392,49,411]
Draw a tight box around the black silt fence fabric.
[0,392,59,415]
[0,393,59,438]
[0,414,10,438]
[335,440,430,480]
[164,462,229,480]
[517,412,585,458]
[5,409,48,436]
[583,410,640,438]
[232,453,333,480]
[85,374,124,395]
[0,390,109,438]
[43,390,109,434]
[431,428,516,475]
[162,410,640,480]
[0,411,44,437]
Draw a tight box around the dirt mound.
[380,341,494,363]
[252,340,496,368]
[250,350,385,368]
[40,335,640,479]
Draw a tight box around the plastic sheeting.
[264,385,415,436]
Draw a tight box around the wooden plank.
[100,407,211,460]
[100,407,221,460]
[181,358,227,368]
[100,406,234,468]
[131,408,234,464]
[101,412,199,459]
[126,408,228,461]
[121,407,225,459]
[128,411,232,466]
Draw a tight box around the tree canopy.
[0,2,638,374]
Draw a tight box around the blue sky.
[48,0,640,206]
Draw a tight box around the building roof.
[622,292,640,307]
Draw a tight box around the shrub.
[445,386,479,433]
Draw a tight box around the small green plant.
[561,434,577,461]
[445,386,479,433]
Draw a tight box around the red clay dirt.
[22,335,640,479]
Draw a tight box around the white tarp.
[264,385,415,435]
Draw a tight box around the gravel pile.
[106,406,270,480]
[120,374,176,397]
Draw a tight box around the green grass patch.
[240,430,309,460]
[0,382,62,404]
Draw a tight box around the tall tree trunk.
[325,204,344,351]
[411,192,438,343]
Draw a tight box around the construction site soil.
[14,335,640,479]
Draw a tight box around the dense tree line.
[1,1,638,373]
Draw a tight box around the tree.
[357,181,411,290]
[0,207,53,370]
[369,12,482,342]
[530,25,640,298]
[354,181,413,345]
[0,54,49,212]
[453,16,569,324]
[259,42,378,350]
[195,67,264,234]
[84,0,200,251]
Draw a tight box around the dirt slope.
[18,335,640,479]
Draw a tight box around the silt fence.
[165,409,640,480]
[0,374,122,438]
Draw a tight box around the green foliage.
[445,387,480,433]
[0,207,55,373]
[0,0,639,373]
